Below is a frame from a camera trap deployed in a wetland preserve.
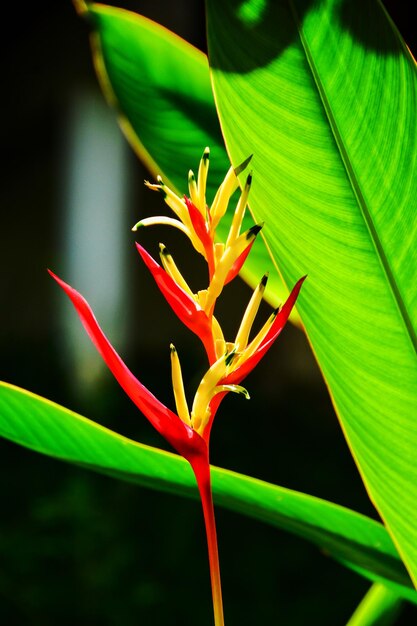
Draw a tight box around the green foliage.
[0,381,416,605]
[85,2,293,312]
[206,0,417,584]
[1,0,416,622]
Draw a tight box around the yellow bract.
[139,148,275,437]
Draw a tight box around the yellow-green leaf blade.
[206,0,417,583]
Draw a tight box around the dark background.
[0,2,415,624]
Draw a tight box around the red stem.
[191,454,225,626]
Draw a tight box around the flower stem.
[346,583,402,626]
[191,455,225,626]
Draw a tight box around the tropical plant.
[1,1,416,624]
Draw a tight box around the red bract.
[202,276,306,439]
[136,243,217,363]
[224,241,254,285]
[184,196,215,277]
[48,270,207,463]
[224,276,306,385]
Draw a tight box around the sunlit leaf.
[206,0,417,583]
[81,2,297,316]
[0,381,416,603]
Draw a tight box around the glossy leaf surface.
[83,2,294,312]
[0,381,416,603]
[206,0,417,583]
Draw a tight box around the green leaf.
[84,3,227,195]
[80,2,297,317]
[0,381,416,603]
[206,0,417,583]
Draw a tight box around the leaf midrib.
[289,0,417,355]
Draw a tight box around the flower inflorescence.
[50,148,304,458]
[49,148,304,626]
[133,148,304,440]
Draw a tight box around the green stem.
[346,583,403,626]
[191,455,225,626]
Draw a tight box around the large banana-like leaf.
[0,381,416,603]
[206,0,417,583]
[80,2,294,313]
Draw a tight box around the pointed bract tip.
[135,241,144,254]
[159,243,169,256]
[225,348,237,367]
[247,223,263,239]
[170,343,176,353]
[202,147,210,160]
[48,268,69,290]
[131,222,142,232]
[234,154,253,176]
[292,274,308,292]
[157,175,163,184]
[145,179,166,197]
[239,387,250,400]
[246,172,252,186]
[260,273,269,287]
[188,170,195,181]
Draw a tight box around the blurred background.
[0,1,415,624]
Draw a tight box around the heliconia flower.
[49,265,303,446]
[51,148,305,626]
[128,148,306,441]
